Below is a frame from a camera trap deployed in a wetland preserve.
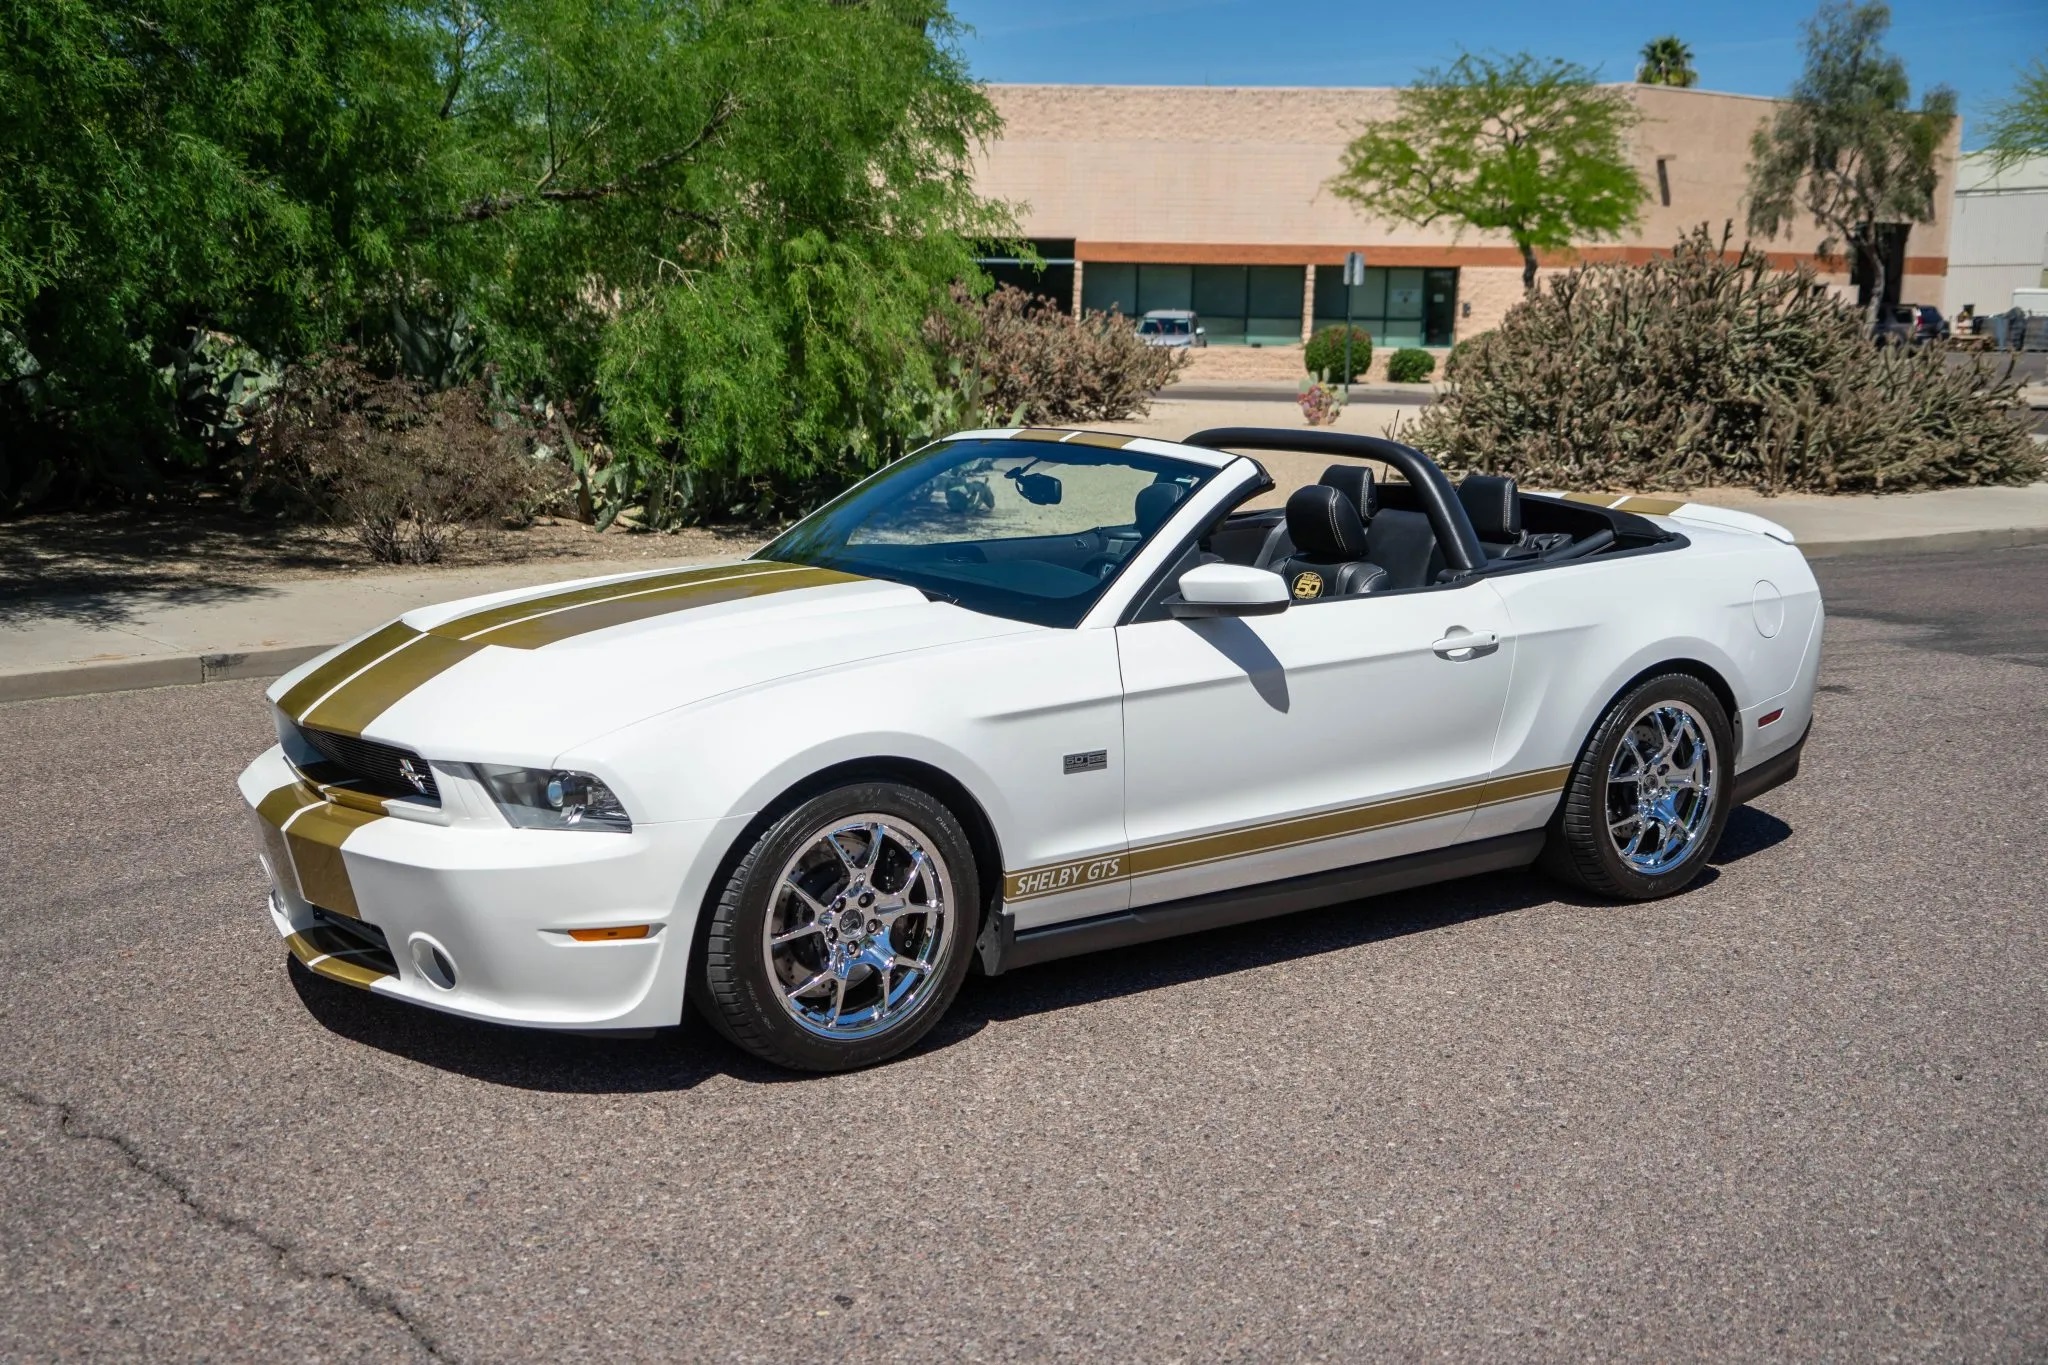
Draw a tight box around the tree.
[1637,36,1698,88]
[1746,2,1956,319]
[0,0,1007,518]
[1328,53,1647,295]
[1979,56,2048,171]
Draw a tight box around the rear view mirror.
[1013,471,1063,506]
[1166,563,1289,618]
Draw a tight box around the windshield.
[758,438,1216,627]
[1139,317,1191,336]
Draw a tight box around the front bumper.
[239,745,744,1031]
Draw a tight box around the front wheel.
[1542,674,1735,900]
[697,781,978,1072]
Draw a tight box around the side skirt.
[977,831,1547,976]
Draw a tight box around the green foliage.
[1305,326,1372,383]
[1401,225,2042,495]
[0,0,1008,521]
[1980,56,2048,171]
[1329,53,1646,294]
[921,286,1184,434]
[1386,348,1436,383]
[1637,37,1699,88]
[1747,3,1956,312]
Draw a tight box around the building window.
[976,239,1076,313]
[1313,267,1459,347]
[1656,158,1672,208]
[1082,262,1306,345]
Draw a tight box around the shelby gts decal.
[277,561,860,738]
[1006,855,1127,902]
[1002,765,1571,904]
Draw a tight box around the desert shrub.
[1443,333,1492,381]
[923,285,1184,430]
[1386,348,1436,383]
[1406,225,2042,493]
[1304,326,1372,383]
[250,352,557,563]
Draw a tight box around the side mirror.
[1165,562,1289,618]
[1194,326,1206,336]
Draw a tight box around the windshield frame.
[756,437,1220,628]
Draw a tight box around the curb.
[0,645,327,706]
[3,525,2046,706]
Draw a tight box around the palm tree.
[1637,36,1699,88]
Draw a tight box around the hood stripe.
[285,559,864,739]
[277,620,422,721]
[433,560,794,643]
[447,565,860,649]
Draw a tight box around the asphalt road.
[3,546,2045,1362]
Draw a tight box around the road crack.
[2,1079,451,1361]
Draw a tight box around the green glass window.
[1313,266,1459,348]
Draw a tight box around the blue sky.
[949,0,2046,147]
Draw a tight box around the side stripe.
[1003,765,1571,904]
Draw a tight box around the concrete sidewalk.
[4,483,2047,703]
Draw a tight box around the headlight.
[475,765,633,833]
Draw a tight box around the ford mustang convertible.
[241,428,1822,1071]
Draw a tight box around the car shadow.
[289,809,1794,1092]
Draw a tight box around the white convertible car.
[241,428,1821,1071]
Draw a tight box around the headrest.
[1284,484,1372,561]
[1134,481,1185,534]
[1458,474,1521,541]
[1318,464,1379,521]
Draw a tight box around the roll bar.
[1180,428,1488,576]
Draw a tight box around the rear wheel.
[1543,674,1734,900]
[697,781,977,1072]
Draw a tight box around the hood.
[266,561,1038,763]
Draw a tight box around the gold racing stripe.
[1551,492,1689,516]
[275,620,422,720]
[286,930,394,989]
[428,560,794,642]
[451,565,862,649]
[297,633,486,738]
[1007,428,1136,448]
[1003,765,1572,903]
[286,561,855,739]
[282,801,385,918]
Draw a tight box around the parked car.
[241,427,1820,1072]
[1137,309,1206,347]
[1874,303,1948,347]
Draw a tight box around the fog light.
[409,935,457,989]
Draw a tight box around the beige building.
[1945,152,2048,318]
[972,84,1957,355]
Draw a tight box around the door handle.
[1432,629,1500,660]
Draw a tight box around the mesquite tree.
[1746,2,1955,319]
[1328,53,1646,295]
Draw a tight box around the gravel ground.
[1,547,2044,1362]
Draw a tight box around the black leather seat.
[1272,484,1390,600]
[1457,474,1520,554]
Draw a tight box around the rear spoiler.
[1541,492,1797,545]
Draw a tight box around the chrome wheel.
[762,813,953,1041]
[1606,701,1717,875]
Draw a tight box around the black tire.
[696,781,979,1072]
[1542,672,1735,900]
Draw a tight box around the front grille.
[297,725,441,805]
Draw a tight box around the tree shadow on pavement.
[289,812,1794,1093]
